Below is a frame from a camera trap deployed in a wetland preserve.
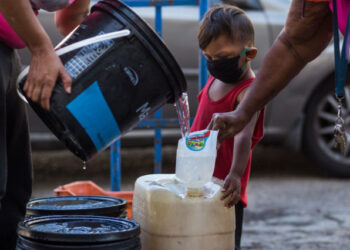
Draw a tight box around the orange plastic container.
[54,181,133,218]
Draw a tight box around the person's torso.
[0,0,71,49]
[190,75,265,206]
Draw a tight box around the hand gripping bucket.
[17,0,187,161]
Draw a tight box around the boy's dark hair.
[198,5,254,50]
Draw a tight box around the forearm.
[235,0,333,121]
[236,32,308,120]
[230,138,252,178]
[221,136,252,207]
[0,0,52,52]
[55,0,90,36]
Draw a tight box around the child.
[190,5,265,249]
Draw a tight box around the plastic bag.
[175,129,218,190]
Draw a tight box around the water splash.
[175,92,190,138]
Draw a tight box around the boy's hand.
[221,172,241,208]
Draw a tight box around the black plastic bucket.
[17,215,141,249]
[25,196,127,219]
[17,0,187,161]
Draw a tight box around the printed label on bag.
[186,131,211,151]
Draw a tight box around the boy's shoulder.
[236,77,255,103]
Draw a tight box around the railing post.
[154,4,163,174]
[199,0,209,90]
[110,139,121,191]
[110,0,201,191]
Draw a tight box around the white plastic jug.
[132,174,235,250]
[175,130,218,192]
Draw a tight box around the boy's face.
[202,34,247,68]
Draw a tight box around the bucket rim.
[18,215,140,243]
[92,0,187,100]
[26,196,127,217]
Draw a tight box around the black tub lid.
[18,215,140,243]
[26,196,126,216]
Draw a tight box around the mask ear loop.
[240,47,249,70]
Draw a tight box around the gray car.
[18,0,350,176]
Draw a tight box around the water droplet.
[82,161,87,170]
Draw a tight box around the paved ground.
[31,145,350,250]
[244,177,350,250]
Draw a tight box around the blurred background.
[19,0,350,181]
[16,0,350,248]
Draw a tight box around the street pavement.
[31,145,350,250]
[244,177,350,250]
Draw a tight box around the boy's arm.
[0,0,72,110]
[221,90,260,208]
[55,0,91,36]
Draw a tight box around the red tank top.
[191,76,265,207]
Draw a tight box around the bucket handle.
[16,29,131,103]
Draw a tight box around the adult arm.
[0,0,71,110]
[208,0,333,143]
[55,0,91,36]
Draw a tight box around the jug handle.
[16,29,131,103]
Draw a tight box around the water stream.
[174,92,190,138]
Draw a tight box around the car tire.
[304,71,350,177]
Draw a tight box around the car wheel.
[304,73,350,177]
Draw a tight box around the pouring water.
[174,92,191,138]
[174,94,219,194]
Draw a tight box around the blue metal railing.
[110,0,208,191]
[199,0,209,90]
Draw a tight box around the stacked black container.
[17,196,141,249]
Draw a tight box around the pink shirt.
[329,0,350,35]
[0,13,27,49]
[0,0,73,49]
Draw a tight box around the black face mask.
[206,47,249,84]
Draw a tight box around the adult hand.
[0,0,73,110]
[207,109,250,149]
[221,172,241,208]
[23,47,72,110]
